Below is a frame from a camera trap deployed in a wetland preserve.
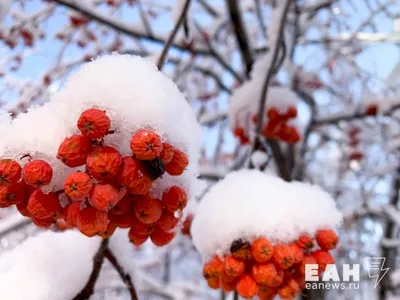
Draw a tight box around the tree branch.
[104,248,138,300]
[227,0,254,75]
[157,0,192,70]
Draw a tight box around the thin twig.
[104,248,138,300]
[157,0,192,70]
[73,239,109,300]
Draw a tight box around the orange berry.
[224,255,245,277]
[117,156,151,189]
[127,176,152,195]
[98,222,117,238]
[110,194,132,215]
[135,196,163,224]
[32,216,55,228]
[22,160,53,187]
[161,186,188,212]
[297,255,317,275]
[289,243,304,264]
[316,229,339,250]
[27,190,61,219]
[57,135,92,167]
[206,276,219,289]
[311,250,335,273]
[236,274,258,298]
[160,143,175,164]
[0,159,21,186]
[0,182,27,206]
[258,285,277,300]
[251,237,273,262]
[86,146,122,181]
[130,129,163,160]
[77,108,111,139]
[251,263,278,286]
[203,256,224,278]
[220,273,237,292]
[128,230,148,246]
[164,149,188,176]
[55,219,74,231]
[63,201,81,227]
[157,209,178,231]
[131,215,156,235]
[89,183,119,211]
[297,235,314,250]
[278,278,300,299]
[150,225,176,246]
[64,172,93,200]
[272,244,294,269]
[77,207,109,237]
[108,209,134,228]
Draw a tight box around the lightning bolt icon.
[366,257,389,288]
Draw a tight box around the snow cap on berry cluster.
[228,55,298,132]
[191,170,343,260]
[0,54,203,198]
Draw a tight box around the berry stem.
[104,247,138,300]
[233,291,239,300]
[72,238,109,300]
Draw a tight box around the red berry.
[150,225,175,246]
[272,243,295,269]
[108,209,134,228]
[64,172,93,200]
[278,278,300,299]
[131,215,156,235]
[311,250,335,273]
[22,160,53,187]
[135,196,162,224]
[32,216,55,228]
[57,135,92,167]
[258,285,277,300]
[164,149,188,176]
[157,209,178,231]
[182,213,193,236]
[267,107,280,120]
[297,255,317,275]
[223,255,245,277]
[63,201,81,227]
[77,108,111,139]
[89,183,119,211]
[27,190,61,219]
[98,222,118,238]
[289,243,304,264]
[0,182,26,206]
[236,274,258,299]
[297,235,314,250]
[16,197,31,217]
[316,229,339,250]
[117,156,152,190]
[77,207,109,237]
[366,104,378,116]
[110,194,132,215]
[251,237,273,263]
[203,256,224,278]
[0,159,21,186]
[287,106,298,118]
[251,263,279,286]
[159,143,175,164]
[161,186,188,212]
[86,146,122,180]
[130,129,163,160]
[128,230,148,246]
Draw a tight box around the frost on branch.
[191,169,342,260]
[229,56,301,145]
[0,54,203,244]
[0,230,101,300]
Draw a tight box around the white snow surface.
[0,230,101,300]
[0,54,202,199]
[191,170,343,260]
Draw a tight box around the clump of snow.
[0,54,202,199]
[191,170,343,260]
[250,150,268,169]
[0,230,101,300]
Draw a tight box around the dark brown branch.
[227,0,254,75]
[104,248,138,300]
[197,0,220,17]
[157,0,192,70]
[73,239,109,300]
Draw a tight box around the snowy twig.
[157,0,192,70]
[73,238,108,300]
[226,0,254,75]
[104,247,138,300]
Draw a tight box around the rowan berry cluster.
[233,106,300,146]
[0,108,190,247]
[203,229,338,299]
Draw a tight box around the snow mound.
[191,170,343,260]
[0,54,202,199]
[0,230,101,300]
